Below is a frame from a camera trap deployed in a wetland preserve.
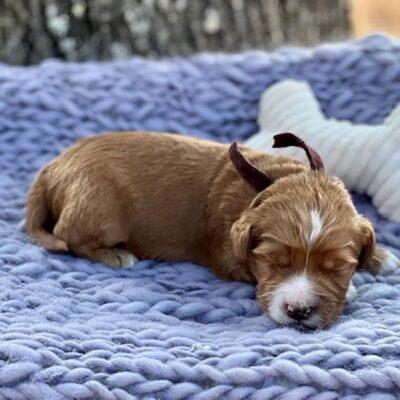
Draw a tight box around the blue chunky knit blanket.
[1,34,400,400]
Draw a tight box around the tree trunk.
[0,0,351,65]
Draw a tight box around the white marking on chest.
[308,209,324,245]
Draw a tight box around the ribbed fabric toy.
[245,79,400,222]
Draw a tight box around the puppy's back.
[27,132,229,265]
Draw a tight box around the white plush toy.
[245,79,400,222]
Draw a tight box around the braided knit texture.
[1,34,400,399]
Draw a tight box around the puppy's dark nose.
[285,304,314,321]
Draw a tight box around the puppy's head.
[230,134,375,329]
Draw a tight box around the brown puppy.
[26,132,392,328]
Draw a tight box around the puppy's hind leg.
[54,210,137,268]
[77,245,138,269]
[89,222,138,268]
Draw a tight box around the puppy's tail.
[26,169,69,253]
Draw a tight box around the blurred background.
[0,0,399,65]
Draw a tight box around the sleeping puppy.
[26,132,393,328]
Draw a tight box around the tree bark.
[0,0,351,65]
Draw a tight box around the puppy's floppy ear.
[273,132,324,171]
[229,143,273,192]
[355,216,376,270]
[230,216,255,266]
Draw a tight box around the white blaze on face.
[267,209,326,327]
[308,208,324,245]
[268,274,319,326]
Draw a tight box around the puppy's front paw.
[363,245,399,275]
[379,248,400,274]
[345,282,357,303]
[94,248,138,268]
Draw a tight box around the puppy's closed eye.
[321,260,335,270]
[277,254,290,266]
